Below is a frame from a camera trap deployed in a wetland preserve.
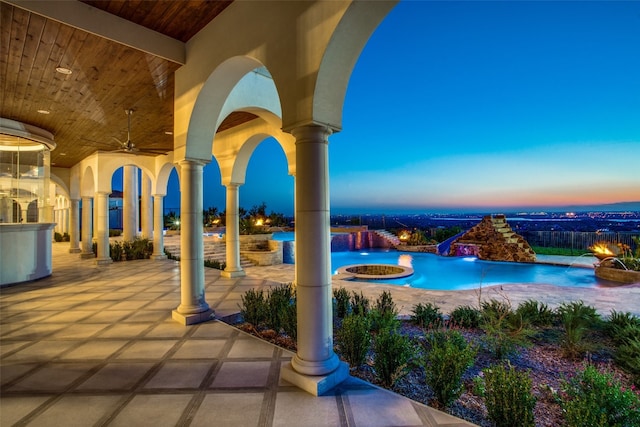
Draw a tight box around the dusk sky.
[159,0,640,216]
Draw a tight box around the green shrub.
[336,314,371,368]
[481,299,534,359]
[557,301,601,359]
[374,290,396,315]
[204,259,226,270]
[266,284,294,333]
[108,229,122,237]
[483,362,536,427]
[613,324,640,385]
[116,238,153,261]
[608,310,640,341]
[561,364,640,427]
[481,298,512,320]
[54,232,63,242]
[516,299,555,327]
[410,302,443,329]
[110,241,124,261]
[422,330,476,408]
[164,248,180,261]
[368,291,398,333]
[450,305,481,328]
[240,288,267,326]
[350,291,370,316]
[372,327,414,387]
[281,293,297,341]
[122,240,133,260]
[333,287,351,318]
[368,308,400,333]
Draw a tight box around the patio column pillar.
[54,208,59,233]
[68,198,81,253]
[92,198,98,241]
[281,124,347,395]
[151,194,167,259]
[222,183,245,278]
[61,205,69,235]
[172,159,213,325]
[95,191,112,265]
[123,165,138,241]
[141,173,153,239]
[80,196,94,258]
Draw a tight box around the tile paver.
[19,243,640,425]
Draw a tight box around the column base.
[69,248,82,254]
[95,257,113,265]
[172,308,215,325]
[80,252,94,259]
[151,254,167,260]
[280,361,349,396]
[221,269,246,278]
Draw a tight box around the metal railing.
[521,231,639,253]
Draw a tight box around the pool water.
[330,249,616,290]
[271,232,616,290]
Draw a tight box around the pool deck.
[1,243,476,427]
[1,245,638,427]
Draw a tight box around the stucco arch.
[176,56,266,162]
[175,1,380,161]
[80,164,96,197]
[313,1,398,131]
[213,116,296,185]
[154,161,178,197]
[50,170,70,200]
[96,152,157,193]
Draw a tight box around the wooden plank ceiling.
[0,0,256,169]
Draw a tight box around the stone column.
[68,198,81,253]
[222,183,245,278]
[280,125,346,395]
[61,205,69,235]
[93,198,98,240]
[123,165,138,241]
[95,191,112,265]
[54,208,60,233]
[80,197,94,258]
[172,159,213,325]
[141,173,153,239]
[151,194,167,259]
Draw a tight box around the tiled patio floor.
[1,243,475,427]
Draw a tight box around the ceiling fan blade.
[111,136,128,149]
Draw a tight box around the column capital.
[289,124,333,143]
[178,158,208,168]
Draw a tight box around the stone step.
[373,229,401,247]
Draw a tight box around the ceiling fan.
[109,109,172,156]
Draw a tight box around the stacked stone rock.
[450,214,536,262]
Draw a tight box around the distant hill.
[559,201,640,212]
[331,201,640,215]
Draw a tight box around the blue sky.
[162,0,640,216]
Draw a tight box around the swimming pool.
[271,232,617,290]
[331,249,617,290]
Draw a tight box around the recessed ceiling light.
[55,66,72,75]
[165,131,173,135]
[59,152,67,156]
[37,109,50,114]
